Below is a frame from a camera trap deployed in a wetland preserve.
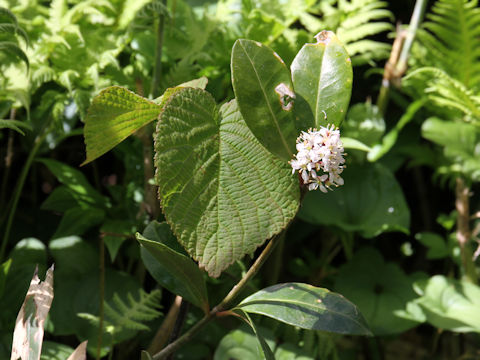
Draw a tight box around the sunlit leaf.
[231,39,300,160]
[236,282,371,335]
[155,88,299,277]
[291,31,352,127]
[82,86,161,165]
[414,275,480,332]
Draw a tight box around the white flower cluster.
[290,125,346,192]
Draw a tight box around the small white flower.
[289,125,346,192]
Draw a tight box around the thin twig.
[148,296,183,355]
[97,236,106,360]
[152,232,284,360]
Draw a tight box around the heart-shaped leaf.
[137,221,209,313]
[291,31,353,127]
[235,282,371,335]
[231,39,299,161]
[155,88,299,277]
[335,248,425,335]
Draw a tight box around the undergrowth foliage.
[2,0,480,359]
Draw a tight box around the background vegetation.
[1,0,480,359]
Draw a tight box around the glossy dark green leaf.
[298,163,410,237]
[236,283,371,335]
[342,102,385,147]
[414,275,480,332]
[137,222,209,313]
[231,39,298,160]
[291,31,352,127]
[155,88,299,277]
[239,310,275,360]
[335,248,425,335]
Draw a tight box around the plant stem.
[0,109,16,214]
[165,299,189,360]
[0,130,47,262]
[396,0,428,75]
[97,235,106,360]
[151,232,283,360]
[150,0,167,99]
[376,0,427,114]
[455,177,477,283]
[148,296,183,355]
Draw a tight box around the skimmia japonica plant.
[82,31,369,358]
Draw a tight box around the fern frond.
[104,289,162,332]
[405,67,480,123]
[319,0,394,65]
[416,0,480,89]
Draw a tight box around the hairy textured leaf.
[291,31,353,127]
[137,224,209,312]
[236,283,371,335]
[82,86,161,165]
[231,39,298,160]
[11,265,54,360]
[155,88,299,277]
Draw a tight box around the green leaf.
[291,31,353,127]
[0,259,11,298]
[41,341,75,360]
[414,275,480,332]
[238,311,275,360]
[38,158,107,208]
[11,265,54,360]
[0,41,29,69]
[101,220,134,262]
[155,88,299,277]
[367,100,424,162]
[0,23,29,46]
[236,282,371,335]
[342,102,385,147]
[0,119,31,135]
[341,137,372,152]
[0,7,18,27]
[51,207,105,239]
[335,248,425,335]
[137,222,209,313]
[298,163,410,237]
[49,236,97,276]
[82,86,161,165]
[214,326,276,360]
[415,232,450,259]
[231,39,298,160]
